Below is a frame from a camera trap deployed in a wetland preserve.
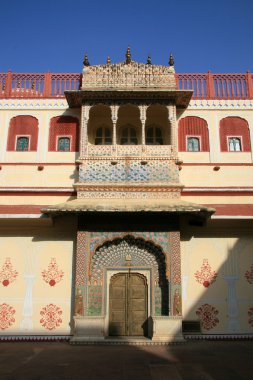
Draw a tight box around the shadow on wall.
[179,218,253,339]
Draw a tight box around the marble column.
[167,104,178,156]
[80,104,91,158]
[139,105,147,146]
[110,104,119,150]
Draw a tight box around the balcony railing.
[0,71,252,99]
[87,145,173,157]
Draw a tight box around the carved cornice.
[65,90,193,109]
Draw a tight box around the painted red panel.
[48,116,79,152]
[7,116,38,151]
[219,117,251,152]
[178,116,210,151]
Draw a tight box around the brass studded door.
[109,273,148,336]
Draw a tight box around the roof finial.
[147,55,152,65]
[83,53,90,67]
[107,56,111,65]
[125,46,131,64]
[169,52,174,66]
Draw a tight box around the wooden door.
[109,273,147,336]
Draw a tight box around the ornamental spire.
[125,46,131,64]
[169,52,174,66]
[83,53,90,67]
[147,55,152,65]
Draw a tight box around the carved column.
[110,104,119,148]
[167,104,178,156]
[139,105,147,145]
[80,104,91,158]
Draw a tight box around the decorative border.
[188,99,253,109]
[0,335,71,341]
[184,334,253,340]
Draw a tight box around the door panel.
[109,273,147,336]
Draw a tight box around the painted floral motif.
[41,258,64,287]
[40,304,63,330]
[194,259,217,287]
[248,307,253,327]
[196,304,219,330]
[0,303,16,330]
[245,264,253,284]
[0,258,18,287]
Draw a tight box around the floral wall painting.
[0,258,18,287]
[42,258,64,287]
[195,259,217,288]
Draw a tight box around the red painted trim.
[182,191,253,196]
[0,191,74,196]
[203,204,253,216]
[0,204,253,217]
[48,116,79,152]
[7,116,39,151]
[184,186,253,189]
[0,205,44,214]
[178,116,210,152]
[0,163,77,166]
[181,163,253,166]
[219,117,251,152]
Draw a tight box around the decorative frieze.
[82,61,176,89]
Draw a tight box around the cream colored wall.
[181,220,253,334]
[180,165,253,188]
[0,216,77,335]
[0,165,78,188]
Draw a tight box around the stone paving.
[0,340,253,380]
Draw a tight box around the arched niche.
[88,104,112,144]
[146,104,169,145]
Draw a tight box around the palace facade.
[0,49,253,342]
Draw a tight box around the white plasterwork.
[188,99,253,110]
[0,99,68,110]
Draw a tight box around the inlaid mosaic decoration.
[79,160,179,183]
[75,231,182,317]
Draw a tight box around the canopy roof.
[41,198,215,218]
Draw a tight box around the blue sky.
[1,0,252,73]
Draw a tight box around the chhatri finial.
[169,52,174,66]
[107,56,111,65]
[83,53,90,67]
[125,46,131,64]
[147,55,152,65]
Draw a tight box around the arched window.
[228,137,241,152]
[57,137,71,151]
[120,126,138,145]
[178,116,209,152]
[7,115,38,151]
[220,117,250,152]
[16,136,29,151]
[146,126,163,145]
[95,126,112,145]
[187,137,200,152]
[49,116,79,152]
